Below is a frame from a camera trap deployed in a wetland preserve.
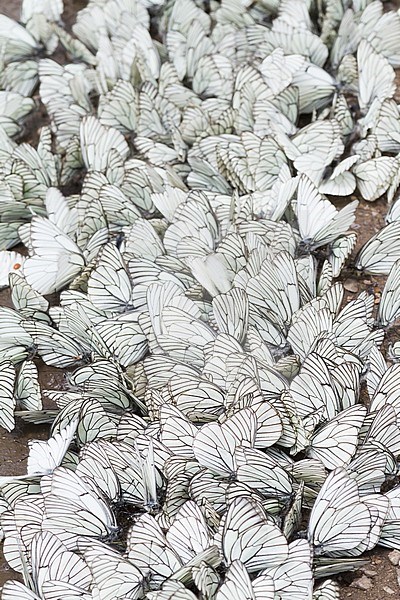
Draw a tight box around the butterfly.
[308,468,388,556]
[293,175,358,250]
[355,222,400,275]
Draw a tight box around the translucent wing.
[0,15,38,60]
[246,251,300,326]
[87,243,134,314]
[30,531,92,596]
[212,288,249,343]
[160,404,197,458]
[216,560,275,600]
[85,546,143,600]
[45,187,78,237]
[166,501,212,564]
[362,405,400,457]
[355,221,400,275]
[290,352,338,420]
[27,420,78,476]
[221,496,288,572]
[98,80,139,133]
[235,447,293,498]
[313,579,340,600]
[9,273,49,314]
[377,259,400,326]
[327,234,357,278]
[374,98,400,153]
[1,581,41,600]
[126,513,182,585]
[166,374,224,421]
[15,361,42,411]
[23,320,88,368]
[308,468,374,554]
[193,409,257,477]
[307,405,366,470]
[0,361,16,432]
[294,175,357,249]
[357,40,396,111]
[80,116,129,172]
[353,156,400,202]
[260,539,313,600]
[23,217,85,295]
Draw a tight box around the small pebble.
[383,587,395,595]
[350,575,373,590]
[388,550,400,566]
[361,569,377,577]
[344,278,358,293]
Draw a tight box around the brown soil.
[0,0,400,598]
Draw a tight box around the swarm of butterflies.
[2,0,400,597]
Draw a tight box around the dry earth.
[0,0,400,597]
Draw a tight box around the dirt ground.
[1,0,400,597]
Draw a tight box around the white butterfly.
[246,250,300,327]
[373,99,400,153]
[15,361,42,411]
[41,466,117,540]
[1,581,41,600]
[353,155,400,203]
[30,531,92,598]
[87,243,135,314]
[377,259,400,327]
[219,496,289,572]
[27,420,78,476]
[193,409,257,477]
[0,91,35,137]
[355,221,400,275]
[127,510,218,587]
[23,188,108,295]
[76,442,121,504]
[83,539,143,599]
[0,15,39,61]
[380,485,400,549]
[147,580,198,599]
[235,446,293,498]
[357,40,396,111]
[319,155,358,196]
[306,405,366,470]
[313,579,340,600]
[216,560,275,600]
[80,116,130,173]
[164,374,225,422]
[327,234,357,278]
[293,175,358,249]
[360,405,400,458]
[259,538,313,600]
[308,468,387,555]
[9,273,49,318]
[0,360,16,432]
